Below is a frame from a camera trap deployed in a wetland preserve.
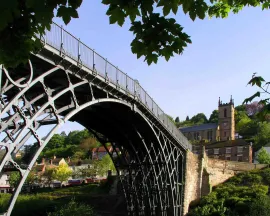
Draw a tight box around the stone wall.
[183,151,201,215]
[183,150,268,215]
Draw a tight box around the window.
[214,148,219,154]
[225,156,231,161]
[237,146,243,153]
[224,132,227,137]
[207,130,213,141]
[205,149,209,155]
[226,148,231,154]
[237,155,243,162]
[224,108,227,117]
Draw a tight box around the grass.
[0,183,108,216]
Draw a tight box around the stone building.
[180,96,235,142]
[193,140,252,163]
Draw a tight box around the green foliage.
[41,167,55,186]
[249,195,270,216]
[254,122,270,150]
[9,172,20,188]
[1,0,269,67]
[52,163,72,184]
[188,168,270,216]
[190,113,208,125]
[39,129,96,160]
[97,154,116,177]
[257,147,270,164]
[48,199,94,216]
[209,110,219,123]
[22,143,39,164]
[175,116,180,123]
[0,184,101,216]
[46,134,65,149]
[243,74,270,121]
[0,0,83,67]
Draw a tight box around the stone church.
[180,97,235,142]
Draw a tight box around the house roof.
[34,164,45,172]
[92,146,112,153]
[205,139,250,149]
[179,123,218,133]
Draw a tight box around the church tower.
[218,96,235,141]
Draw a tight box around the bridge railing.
[43,22,191,150]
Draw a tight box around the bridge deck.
[40,22,191,151]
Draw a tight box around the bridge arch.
[0,59,186,216]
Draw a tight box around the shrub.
[47,199,94,216]
[249,195,270,216]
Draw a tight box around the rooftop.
[205,139,250,148]
[179,123,218,133]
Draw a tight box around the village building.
[180,96,252,162]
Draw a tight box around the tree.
[46,134,65,149]
[21,143,39,164]
[186,116,190,121]
[209,110,219,123]
[65,129,92,146]
[257,147,270,164]
[190,113,208,125]
[1,1,269,68]
[9,172,20,188]
[97,154,116,177]
[246,101,264,117]
[236,116,258,139]
[254,122,270,150]
[52,163,72,185]
[244,74,270,121]
[175,117,180,123]
[41,167,55,187]
[80,137,100,151]
[25,171,38,186]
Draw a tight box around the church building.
[180,96,235,142]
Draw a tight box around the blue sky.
[52,2,270,133]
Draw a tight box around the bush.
[47,199,94,216]
[250,195,270,216]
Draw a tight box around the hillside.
[188,168,270,216]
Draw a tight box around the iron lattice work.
[0,23,189,216]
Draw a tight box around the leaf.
[108,7,125,26]
[248,76,265,87]
[189,10,197,21]
[163,5,171,16]
[68,0,83,9]
[57,6,79,25]
[243,91,261,104]
[102,0,111,5]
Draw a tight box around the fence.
[43,22,191,150]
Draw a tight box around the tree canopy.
[244,74,270,121]
[257,147,270,164]
[208,110,219,123]
[52,163,72,184]
[1,0,269,67]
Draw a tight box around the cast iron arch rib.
[0,27,188,216]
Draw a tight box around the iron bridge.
[0,22,191,216]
